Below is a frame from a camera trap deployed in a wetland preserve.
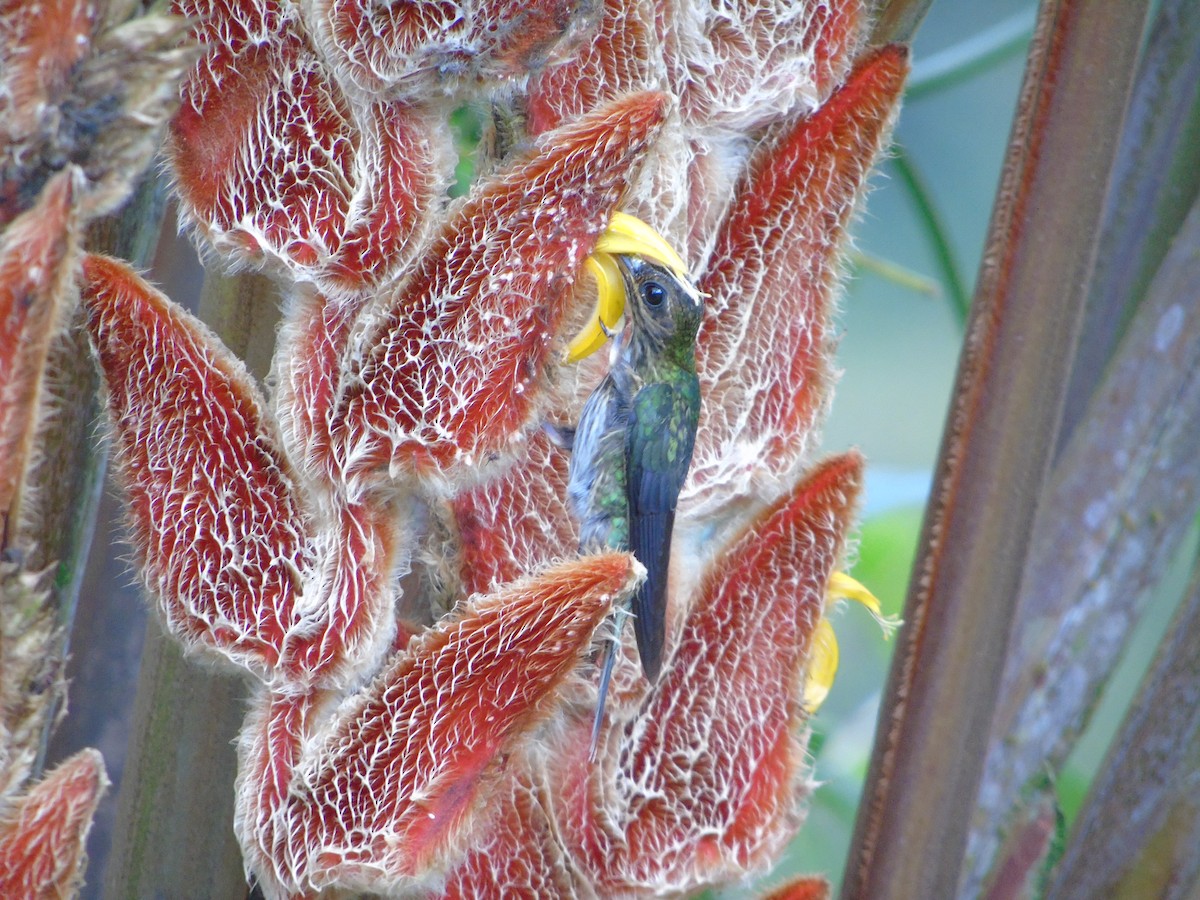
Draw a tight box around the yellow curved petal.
[565,213,688,363]
[564,321,608,364]
[803,617,839,713]
[565,255,625,362]
[828,571,899,637]
[804,573,898,714]
[590,252,625,328]
[594,211,688,277]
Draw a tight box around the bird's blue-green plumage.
[564,255,703,750]
[626,375,701,679]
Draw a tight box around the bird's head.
[565,212,703,363]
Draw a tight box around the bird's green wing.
[626,374,700,680]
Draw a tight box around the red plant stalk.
[77,0,907,894]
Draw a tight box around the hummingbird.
[564,252,704,753]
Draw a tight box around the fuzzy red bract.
[662,0,860,131]
[333,92,669,484]
[78,0,907,895]
[312,0,591,96]
[0,750,108,898]
[689,45,908,519]
[0,170,77,514]
[82,254,311,677]
[526,0,658,134]
[171,0,445,294]
[234,555,635,895]
[453,430,578,594]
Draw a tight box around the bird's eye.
[641,281,667,307]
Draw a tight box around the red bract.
[526,0,658,134]
[333,92,669,485]
[660,0,860,130]
[82,255,316,681]
[237,554,635,895]
[170,0,448,295]
[688,45,908,521]
[310,0,592,97]
[0,750,108,898]
[453,430,577,594]
[81,0,907,895]
[0,170,78,516]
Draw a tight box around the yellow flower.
[566,212,691,362]
[804,572,899,713]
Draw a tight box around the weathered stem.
[1047,545,1200,899]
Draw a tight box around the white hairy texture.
[663,0,855,131]
[234,556,632,897]
[0,749,108,898]
[173,0,452,298]
[307,0,595,100]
